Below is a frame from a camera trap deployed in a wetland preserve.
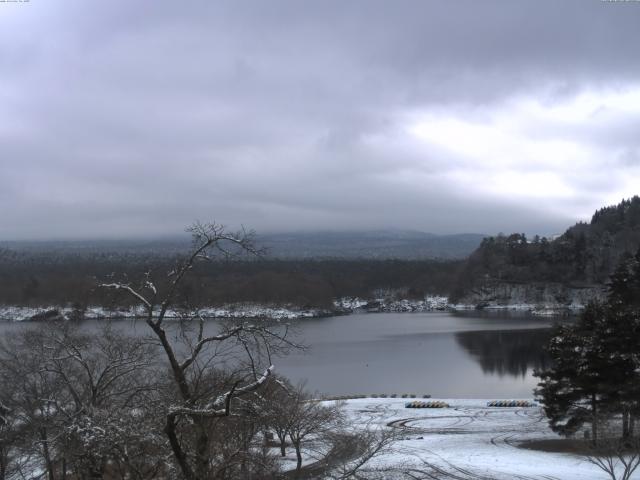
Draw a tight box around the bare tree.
[0,400,19,480]
[0,322,163,480]
[0,327,67,480]
[101,222,299,480]
[588,437,640,480]
[260,375,297,458]
[285,384,343,476]
[207,395,280,480]
[324,426,399,480]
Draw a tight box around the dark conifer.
[535,304,608,444]
[536,250,640,444]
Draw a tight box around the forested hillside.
[451,196,640,302]
[0,249,460,309]
[3,198,639,311]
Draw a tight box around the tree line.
[0,250,461,310]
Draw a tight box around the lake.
[279,311,558,398]
[0,311,562,398]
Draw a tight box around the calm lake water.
[279,311,558,398]
[0,311,562,398]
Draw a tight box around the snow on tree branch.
[100,283,152,309]
[168,365,274,418]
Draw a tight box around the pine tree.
[608,252,637,309]
[601,247,640,437]
[536,304,608,444]
[536,248,640,444]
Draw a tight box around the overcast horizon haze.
[2,1,640,241]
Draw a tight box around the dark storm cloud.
[1,0,639,239]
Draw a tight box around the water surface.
[0,311,562,398]
[277,311,558,398]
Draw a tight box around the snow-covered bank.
[336,295,583,315]
[0,293,583,322]
[449,301,584,316]
[0,304,336,322]
[0,295,452,322]
[336,398,615,479]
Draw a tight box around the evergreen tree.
[535,304,609,444]
[608,249,640,310]
[536,248,640,444]
[602,247,640,437]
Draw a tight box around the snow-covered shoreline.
[0,304,336,322]
[338,296,583,315]
[0,295,584,322]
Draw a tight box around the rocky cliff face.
[335,295,449,313]
[452,281,606,311]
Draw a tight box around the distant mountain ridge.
[258,231,486,259]
[1,231,486,260]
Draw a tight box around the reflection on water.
[0,312,563,397]
[455,329,552,378]
[275,312,560,397]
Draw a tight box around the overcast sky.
[1,0,639,240]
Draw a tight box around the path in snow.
[338,398,632,480]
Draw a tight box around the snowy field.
[337,398,630,480]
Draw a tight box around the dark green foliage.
[536,248,640,444]
[536,304,609,442]
[607,249,640,310]
[452,196,640,301]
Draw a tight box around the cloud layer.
[1,0,639,239]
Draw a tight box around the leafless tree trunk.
[260,375,297,458]
[284,383,342,477]
[291,435,303,474]
[0,402,11,480]
[39,427,55,480]
[592,393,599,446]
[102,222,299,480]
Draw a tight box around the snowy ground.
[336,398,628,480]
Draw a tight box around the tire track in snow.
[388,405,560,480]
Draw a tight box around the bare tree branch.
[100,283,153,310]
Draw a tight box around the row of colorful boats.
[486,400,537,407]
[404,400,537,409]
[404,401,450,408]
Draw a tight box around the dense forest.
[450,196,640,301]
[2,197,640,310]
[0,250,461,309]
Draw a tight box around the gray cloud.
[1,0,639,240]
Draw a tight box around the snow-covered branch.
[168,365,274,419]
[100,283,152,309]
